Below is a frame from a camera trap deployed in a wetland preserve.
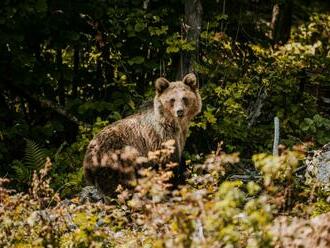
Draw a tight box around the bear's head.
[154,73,202,122]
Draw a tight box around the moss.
[311,199,330,216]
[73,211,98,230]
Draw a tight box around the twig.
[2,81,91,128]
[247,86,267,128]
[228,174,262,181]
[273,116,280,156]
[195,218,205,243]
[294,165,307,174]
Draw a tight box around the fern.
[12,160,31,183]
[12,139,48,185]
[24,139,47,170]
[59,168,84,197]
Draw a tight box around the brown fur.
[83,73,202,195]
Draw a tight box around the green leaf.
[35,0,47,12]
[304,118,314,126]
[166,46,180,54]
[148,26,168,36]
[12,160,31,183]
[127,99,135,110]
[204,110,217,124]
[24,139,47,170]
[134,22,145,32]
[128,56,145,65]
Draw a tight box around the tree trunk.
[101,45,114,99]
[95,58,103,98]
[177,0,203,79]
[270,0,293,45]
[56,49,65,106]
[72,46,79,98]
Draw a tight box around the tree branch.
[1,82,90,128]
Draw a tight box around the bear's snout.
[176,109,184,117]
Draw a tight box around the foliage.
[191,11,330,154]
[2,140,327,247]
[252,145,305,187]
[0,144,255,247]
[11,139,48,191]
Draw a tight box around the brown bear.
[83,73,202,195]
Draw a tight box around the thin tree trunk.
[56,49,65,106]
[101,45,114,99]
[96,58,103,98]
[72,46,79,98]
[270,0,293,45]
[177,0,203,79]
[220,0,226,33]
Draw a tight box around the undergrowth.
[1,141,326,248]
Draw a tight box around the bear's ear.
[155,77,170,94]
[183,73,198,91]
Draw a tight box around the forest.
[1,0,330,247]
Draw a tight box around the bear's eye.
[182,97,189,105]
[170,98,175,103]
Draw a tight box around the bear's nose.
[176,109,184,117]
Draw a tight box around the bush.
[0,142,317,247]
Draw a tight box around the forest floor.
[1,142,330,247]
